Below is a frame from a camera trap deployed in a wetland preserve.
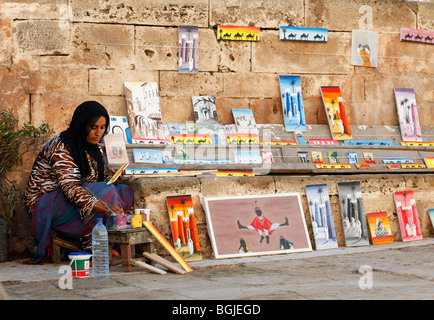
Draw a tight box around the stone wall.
[129,174,434,259]
[0,0,433,257]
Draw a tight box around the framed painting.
[394,88,422,142]
[279,75,307,132]
[166,195,202,262]
[320,86,353,140]
[366,211,393,245]
[350,30,378,67]
[305,184,338,250]
[394,191,423,242]
[201,193,312,259]
[178,26,198,74]
[428,209,434,229]
[103,134,129,164]
[337,182,370,247]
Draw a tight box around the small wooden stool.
[108,227,155,272]
[52,237,80,264]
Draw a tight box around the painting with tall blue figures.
[279,75,307,132]
[305,184,338,250]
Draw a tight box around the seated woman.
[24,101,133,264]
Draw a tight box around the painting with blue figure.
[133,148,163,163]
[305,184,338,250]
[279,75,307,132]
[347,152,358,164]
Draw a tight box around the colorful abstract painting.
[124,82,167,144]
[351,30,378,67]
[202,193,311,259]
[394,88,422,142]
[366,211,393,245]
[279,75,307,132]
[394,191,423,242]
[400,27,434,45]
[320,86,353,140]
[305,184,338,250]
[178,26,199,74]
[217,25,260,42]
[337,182,369,247]
[279,26,327,42]
[166,195,202,262]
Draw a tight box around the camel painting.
[400,27,434,45]
[217,25,260,42]
[279,26,328,42]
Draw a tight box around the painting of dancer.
[201,193,311,259]
[394,88,423,142]
[305,184,338,250]
[337,182,369,247]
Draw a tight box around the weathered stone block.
[71,23,134,68]
[13,20,70,55]
[89,69,158,96]
[70,0,209,27]
[305,0,417,32]
[253,31,352,75]
[210,0,304,28]
[160,71,224,97]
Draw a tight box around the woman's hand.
[93,202,124,216]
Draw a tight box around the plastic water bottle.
[92,218,109,279]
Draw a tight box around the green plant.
[0,109,50,234]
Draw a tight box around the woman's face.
[86,116,107,145]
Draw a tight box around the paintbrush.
[84,187,117,215]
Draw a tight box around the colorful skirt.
[27,182,133,264]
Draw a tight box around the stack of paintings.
[166,195,202,262]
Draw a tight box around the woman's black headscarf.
[59,101,110,182]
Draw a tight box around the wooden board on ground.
[143,221,193,272]
[143,252,187,275]
[134,260,167,275]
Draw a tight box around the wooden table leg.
[120,244,133,272]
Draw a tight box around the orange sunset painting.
[366,211,394,245]
[320,86,353,140]
[166,195,202,262]
[217,25,260,41]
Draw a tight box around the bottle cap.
[97,218,103,223]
